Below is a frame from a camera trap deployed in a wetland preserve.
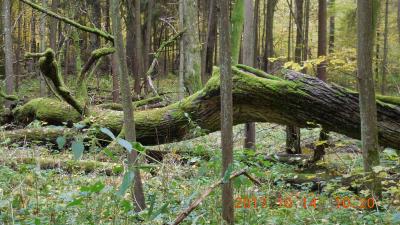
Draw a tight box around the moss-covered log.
[7,65,400,150]
[1,157,124,175]
[98,96,163,111]
[12,98,81,124]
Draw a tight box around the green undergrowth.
[1,123,399,225]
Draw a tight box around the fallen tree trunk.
[5,65,400,149]
[1,157,124,175]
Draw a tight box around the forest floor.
[0,75,399,225]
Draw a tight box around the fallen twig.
[172,168,260,225]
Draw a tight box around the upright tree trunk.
[317,0,327,81]
[203,0,218,81]
[29,8,36,73]
[254,0,260,65]
[243,0,256,150]
[314,0,328,161]
[126,0,140,93]
[286,0,303,154]
[15,1,23,92]
[49,0,58,51]
[288,0,293,60]
[375,13,381,84]
[328,0,335,53]
[110,0,146,211]
[303,0,310,63]
[398,0,400,43]
[381,0,389,95]
[39,0,47,97]
[294,0,304,63]
[219,0,234,222]
[2,0,15,108]
[263,0,278,72]
[89,0,101,51]
[144,0,153,72]
[357,0,382,197]
[231,0,244,64]
[179,0,202,95]
[135,0,145,94]
[178,0,185,99]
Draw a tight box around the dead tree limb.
[172,168,259,225]
[145,31,185,96]
[77,47,116,84]
[25,49,85,115]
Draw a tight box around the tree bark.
[317,0,327,81]
[231,0,244,65]
[2,0,16,109]
[357,0,382,196]
[15,1,23,92]
[381,0,389,95]
[135,0,145,94]
[203,0,217,80]
[219,0,234,222]
[294,0,304,64]
[88,0,101,51]
[144,0,153,72]
[243,0,256,150]
[398,0,400,43]
[263,0,278,72]
[287,0,304,154]
[49,0,58,50]
[303,0,310,63]
[110,0,146,211]
[179,0,202,95]
[315,0,328,161]
[125,0,138,92]
[328,0,335,53]
[39,0,47,97]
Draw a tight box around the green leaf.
[120,199,133,213]
[132,142,146,153]
[34,218,41,225]
[103,148,117,161]
[117,138,132,153]
[222,164,234,184]
[150,202,169,220]
[67,198,83,207]
[100,127,116,140]
[56,136,66,150]
[81,181,105,193]
[117,170,134,196]
[71,140,84,160]
[147,194,156,219]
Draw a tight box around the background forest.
[0,0,399,224]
